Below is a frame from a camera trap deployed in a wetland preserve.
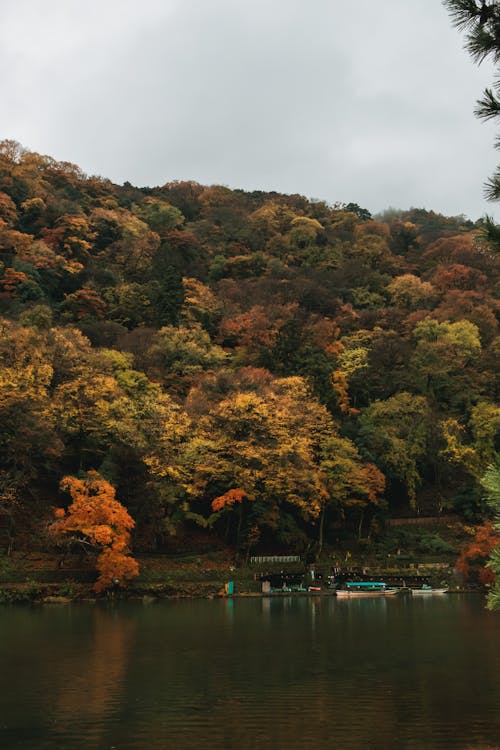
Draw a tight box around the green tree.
[481,457,500,609]
[134,197,184,237]
[147,324,229,386]
[409,317,482,407]
[359,392,430,511]
[320,435,385,543]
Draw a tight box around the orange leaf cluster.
[456,522,499,585]
[64,287,107,319]
[96,547,139,593]
[211,488,247,512]
[0,267,28,295]
[361,463,386,505]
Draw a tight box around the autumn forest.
[0,139,499,590]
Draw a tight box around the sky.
[1,0,498,221]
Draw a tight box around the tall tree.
[444,1,500,247]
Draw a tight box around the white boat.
[410,586,448,595]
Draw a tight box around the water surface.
[0,595,499,749]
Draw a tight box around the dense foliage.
[0,140,498,574]
[444,0,500,604]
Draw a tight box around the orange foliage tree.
[210,488,251,551]
[211,488,247,512]
[62,287,107,320]
[0,267,28,296]
[52,471,139,592]
[456,522,500,586]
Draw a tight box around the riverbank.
[0,582,485,606]
[0,580,243,604]
[0,551,259,603]
[0,550,485,604]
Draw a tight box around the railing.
[249,555,301,564]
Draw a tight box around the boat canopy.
[345,581,386,589]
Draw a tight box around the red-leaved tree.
[456,522,500,586]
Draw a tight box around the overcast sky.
[1,0,498,220]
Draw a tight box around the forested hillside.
[0,139,499,566]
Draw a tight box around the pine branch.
[466,24,500,63]
[484,177,500,202]
[478,214,500,251]
[443,0,486,32]
[445,2,500,202]
[444,1,500,63]
[475,86,500,120]
[484,166,500,201]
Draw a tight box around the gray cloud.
[1,0,498,220]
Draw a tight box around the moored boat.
[411,585,448,595]
[335,581,400,597]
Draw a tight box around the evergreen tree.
[481,457,500,610]
[444,0,500,247]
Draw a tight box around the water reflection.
[224,595,234,625]
[0,605,135,749]
[0,596,499,750]
[52,607,135,746]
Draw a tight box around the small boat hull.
[411,588,448,595]
[335,588,400,597]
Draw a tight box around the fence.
[386,515,459,527]
[249,555,301,564]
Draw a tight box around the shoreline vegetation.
[0,550,487,605]
[0,140,498,604]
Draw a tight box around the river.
[0,594,499,749]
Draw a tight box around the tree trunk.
[358,509,364,540]
[317,505,326,561]
[235,504,244,557]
